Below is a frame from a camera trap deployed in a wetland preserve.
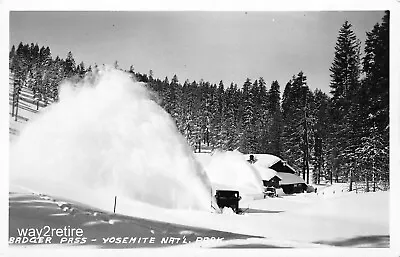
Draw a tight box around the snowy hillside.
[9,73,41,141]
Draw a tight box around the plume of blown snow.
[10,67,213,211]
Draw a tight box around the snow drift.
[196,151,264,198]
[9,67,213,211]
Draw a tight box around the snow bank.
[10,67,213,211]
[245,190,389,243]
[297,191,389,224]
[197,151,264,198]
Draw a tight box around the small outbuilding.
[244,153,307,195]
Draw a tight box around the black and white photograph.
[2,0,399,255]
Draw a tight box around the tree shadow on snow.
[18,103,39,114]
[314,235,389,248]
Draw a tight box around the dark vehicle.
[215,190,242,214]
[263,186,277,198]
[262,179,280,198]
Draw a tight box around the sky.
[9,11,386,94]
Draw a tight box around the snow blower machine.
[215,190,242,214]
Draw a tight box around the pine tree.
[282,80,297,169]
[356,11,390,189]
[160,76,170,112]
[363,11,389,135]
[40,47,53,105]
[174,76,185,134]
[240,78,255,153]
[28,44,40,92]
[52,56,66,101]
[181,80,192,145]
[328,21,362,183]
[250,79,263,152]
[282,72,313,181]
[201,81,213,147]
[223,83,241,151]
[9,45,16,69]
[169,74,181,128]
[210,81,226,149]
[64,51,76,78]
[188,80,203,150]
[11,43,29,117]
[312,89,330,184]
[29,43,40,71]
[14,43,29,86]
[267,80,283,156]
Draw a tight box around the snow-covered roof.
[252,163,281,181]
[243,154,282,167]
[277,172,306,185]
[244,154,296,174]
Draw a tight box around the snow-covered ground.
[8,182,389,248]
[8,69,391,250]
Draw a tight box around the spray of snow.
[197,151,264,198]
[10,67,213,211]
